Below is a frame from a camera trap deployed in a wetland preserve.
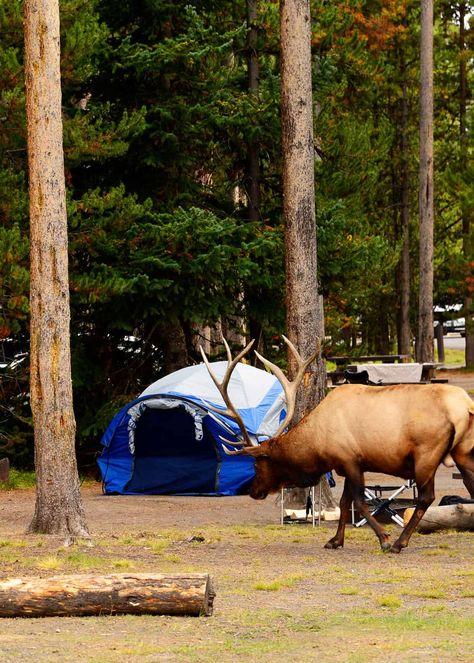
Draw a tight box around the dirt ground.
[2,368,472,535]
[0,463,469,536]
[1,482,473,663]
[0,369,473,662]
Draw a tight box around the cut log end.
[0,573,215,618]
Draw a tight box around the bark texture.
[398,47,412,358]
[280,0,325,412]
[403,503,474,533]
[245,0,261,223]
[459,3,474,368]
[245,0,264,359]
[0,573,215,618]
[24,0,89,537]
[280,0,334,509]
[417,0,434,363]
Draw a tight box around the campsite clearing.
[0,369,473,662]
[0,466,473,662]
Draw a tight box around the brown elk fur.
[242,383,474,553]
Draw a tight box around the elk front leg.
[390,478,435,553]
[324,478,352,549]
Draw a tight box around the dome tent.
[98,361,285,496]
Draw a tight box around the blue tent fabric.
[98,362,285,496]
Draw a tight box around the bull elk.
[201,338,474,553]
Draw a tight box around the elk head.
[200,336,320,499]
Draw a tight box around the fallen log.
[0,573,215,618]
[404,503,474,533]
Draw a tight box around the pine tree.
[417,0,435,363]
[24,0,89,538]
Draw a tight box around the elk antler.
[254,336,320,437]
[200,338,256,450]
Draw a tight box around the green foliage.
[0,225,29,338]
[69,191,281,323]
[0,468,36,490]
[434,2,474,308]
[1,0,472,465]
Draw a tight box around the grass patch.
[64,551,111,571]
[110,558,135,569]
[455,569,474,578]
[352,608,473,633]
[435,347,465,365]
[254,573,304,591]
[422,547,456,557]
[0,539,27,548]
[37,555,64,570]
[409,589,447,599]
[340,587,359,596]
[161,553,182,563]
[232,523,332,545]
[377,595,403,608]
[148,539,170,554]
[0,468,36,490]
[373,568,415,582]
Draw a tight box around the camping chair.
[351,480,417,528]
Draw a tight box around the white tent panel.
[140,361,279,410]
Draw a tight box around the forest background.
[1,0,473,471]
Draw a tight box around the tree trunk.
[398,51,412,358]
[0,573,215,618]
[417,0,435,363]
[245,0,260,223]
[0,458,10,483]
[157,319,189,374]
[245,0,264,361]
[459,3,474,368]
[280,0,334,509]
[435,319,445,363]
[24,0,89,538]
[280,0,325,410]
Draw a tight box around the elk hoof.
[389,544,403,554]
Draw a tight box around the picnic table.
[327,354,410,366]
[326,356,444,386]
[326,355,410,385]
[346,362,444,384]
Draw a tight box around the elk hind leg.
[451,448,474,498]
[390,476,435,553]
[324,478,352,550]
[347,473,391,551]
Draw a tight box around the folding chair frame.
[352,480,417,528]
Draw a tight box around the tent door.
[124,406,219,494]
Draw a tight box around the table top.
[327,354,410,366]
[347,363,423,383]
